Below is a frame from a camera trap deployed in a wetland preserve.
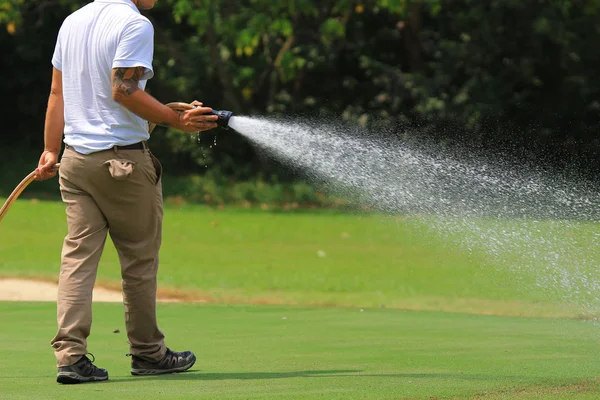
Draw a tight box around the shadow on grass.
[110,370,362,382]
[108,370,518,383]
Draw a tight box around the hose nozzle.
[209,109,233,129]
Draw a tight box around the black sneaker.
[56,354,108,384]
[130,348,196,376]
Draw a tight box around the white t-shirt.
[52,0,154,154]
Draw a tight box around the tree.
[1,0,599,181]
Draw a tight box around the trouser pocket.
[149,152,162,185]
[104,159,136,181]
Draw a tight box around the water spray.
[227,114,600,313]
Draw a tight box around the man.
[35,0,218,384]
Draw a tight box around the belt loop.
[142,141,148,153]
[113,145,119,155]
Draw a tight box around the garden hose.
[0,164,60,223]
[0,102,233,224]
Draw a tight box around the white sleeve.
[113,18,155,80]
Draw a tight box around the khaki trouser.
[51,144,167,367]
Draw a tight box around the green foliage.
[0,0,599,187]
[0,0,23,33]
[161,173,347,209]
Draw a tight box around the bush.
[161,173,348,210]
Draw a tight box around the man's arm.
[45,68,64,154]
[111,67,218,133]
[35,67,64,181]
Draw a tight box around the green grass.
[1,198,597,317]
[1,302,600,399]
[2,199,600,398]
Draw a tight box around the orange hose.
[0,164,60,223]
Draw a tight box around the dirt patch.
[0,278,174,302]
[473,379,599,399]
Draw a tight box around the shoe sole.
[131,355,196,376]
[57,372,109,384]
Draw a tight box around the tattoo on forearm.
[112,67,144,98]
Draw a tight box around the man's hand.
[35,150,59,181]
[176,100,219,133]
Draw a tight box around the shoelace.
[80,353,100,375]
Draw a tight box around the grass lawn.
[1,198,596,317]
[1,302,600,400]
[2,198,600,398]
